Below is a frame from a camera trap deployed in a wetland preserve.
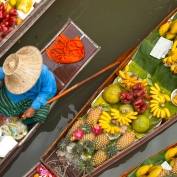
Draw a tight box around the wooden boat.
[0,0,56,58]
[0,19,101,174]
[22,8,177,177]
[119,142,177,177]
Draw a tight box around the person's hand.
[22,107,36,119]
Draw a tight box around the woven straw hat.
[3,46,43,94]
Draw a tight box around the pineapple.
[158,169,171,177]
[94,133,110,150]
[79,132,96,145]
[83,140,95,154]
[86,107,102,126]
[78,124,92,134]
[77,159,94,175]
[172,159,177,176]
[116,131,135,151]
[91,143,118,167]
[57,138,70,151]
[66,118,85,139]
[71,143,84,157]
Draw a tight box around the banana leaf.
[127,150,166,177]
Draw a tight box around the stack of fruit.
[158,18,177,73]
[52,64,173,176]
[135,147,177,177]
[0,0,35,41]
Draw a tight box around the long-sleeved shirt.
[0,64,57,110]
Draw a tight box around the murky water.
[2,0,177,176]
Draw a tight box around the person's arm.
[31,68,57,110]
[23,66,57,119]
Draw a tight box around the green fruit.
[131,115,150,133]
[102,85,121,104]
[119,104,134,115]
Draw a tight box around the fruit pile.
[48,62,173,176]
[135,147,177,177]
[0,0,34,41]
[0,2,18,39]
[158,19,177,74]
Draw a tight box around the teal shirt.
[0,64,57,110]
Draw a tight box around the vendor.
[0,46,57,125]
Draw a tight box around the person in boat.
[0,46,57,125]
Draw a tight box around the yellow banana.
[125,65,129,72]
[152,107,159,117]
[149,100,159,104]
[119,70,126,79]
[114,126,122,133]
[105,126,111,133]
[150,105,159,112]
[159,94,166,103]
[100,115,110,121]
[149,103,159,108]
[129,76,138,82]
[136,164,153,177]
[98,119,109,124]
[159,21,172,36]
[99,123,110,129]
[164,108,171,118]
[102,111,112,119]
[125,71,130,79]
[111,108,119,113]
[154,83,161,91]
[150,87,160,93]
[160,109,165,118]
[150,95,161,102]
[165,148,177,160]
[110,126,115,134]
[170,64,177,71]
[163,94,171,102]
[156,109,161,118]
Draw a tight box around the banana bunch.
[118,65,148,90]
[149,83,171,119]
[170,63,177,73]
[150,83,171,102]
[136,164,153,177]
[159,19,177,40]
[165,147,177,160]
[163,38,177,67]
[163,55,177,66]
[159,21,173,37]
[98,111,122,135]
[110,108,138,126]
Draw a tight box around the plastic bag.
[1,117,28,140]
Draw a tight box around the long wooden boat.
[21,8,177,177]
[0,0,56,58]
[119,142,177,177]
[0,19,101,174]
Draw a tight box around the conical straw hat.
[3,46,43,94]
